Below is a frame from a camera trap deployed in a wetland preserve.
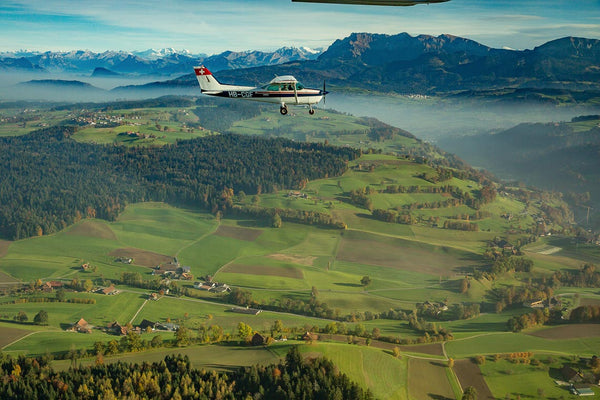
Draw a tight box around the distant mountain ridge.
[174,33,600,94]
[0,46,322,76]
[4,33,600,96]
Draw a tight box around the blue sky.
[1,0,599,54]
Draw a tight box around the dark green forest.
[0,127,358,240]
[0,347,373,399]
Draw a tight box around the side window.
[296,83,304,90]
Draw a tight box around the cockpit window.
[262,82,302,91]
[262,84,280,91]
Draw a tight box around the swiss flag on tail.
[194,66,212,76]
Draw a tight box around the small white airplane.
[292,0,449,5]
[193,66,327,115]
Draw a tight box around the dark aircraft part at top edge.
[292,0,450,6]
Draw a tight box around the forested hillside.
[439,117,600,227]
[0,347,373,399]
[0,127,358,240]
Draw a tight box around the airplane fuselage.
[194,66,326,115]
[204,88,324,105]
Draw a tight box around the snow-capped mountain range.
[0,47,323,76]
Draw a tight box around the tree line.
[0,127,358,239]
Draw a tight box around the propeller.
[322,80,327,105]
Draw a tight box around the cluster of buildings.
[194,280,231,293]
[68,318,179,335]
[65,110,125,127]
[286,191,308,199]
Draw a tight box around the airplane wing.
[292,0,449,5]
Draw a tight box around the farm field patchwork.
[0,142,595,399]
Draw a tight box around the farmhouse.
[525,299,545,308]
[180,266,191,274]
[69,318,93,333]
[524,297,562,309]
[561,366,583,383]
[287,191,308,199]
[42,281,63,292]
[155,322,179,331]
[194,281,215,290]
[139,319,157,331]
[210,283,231,293]
[98,284,118,295]
[231,307,262,315]
[302,332,319,342]
[107,321,127,336]
[251,333,266,346]
[180,272,193,280]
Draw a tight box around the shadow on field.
[333,282,362,288]
[430,361,448,368]
[355,212,373,220]
[449,320,506,332]
[235,219,270,228]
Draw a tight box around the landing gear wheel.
[309,108,315,115]
[280,106,288,115]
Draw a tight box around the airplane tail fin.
[193,66,223,92]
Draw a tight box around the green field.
[299,342,410,400]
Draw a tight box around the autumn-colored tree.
[175,326,189,346]
[238,322,253,342]
[83,279,94,292]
